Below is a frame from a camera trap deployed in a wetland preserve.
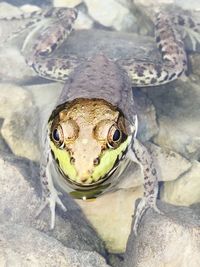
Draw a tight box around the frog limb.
[128,138,161,235]
[38,132,66,229]
[25,8,80,81]
[118,11,187,87]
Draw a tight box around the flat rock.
[0,223,110,267]
[84,0,138,31]
[149,78,200,161]
[124,201,200,267]
[0,83,40,161]
[161,160,200,206]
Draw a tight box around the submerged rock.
[0,223,110,267]
[124,201,200,267]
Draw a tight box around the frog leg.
[25,8,82,82]
[127,138,162,235]
[117,11,187,87]
[37,130,66,229]
[170,12,200,51]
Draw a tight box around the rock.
[76,186,143,253]
[0,83,40,161]
[0,2,23,19]
[0,47,36,83]
[175,0,200,11]
[54,0,83,7]
[124,201,200,267]
[0,223,110,267]
[74,10,94,30]
[20,4,41,13]
[146,142,192,182]
[161,161,200,206]
[0,153,106,254]
[84,0,138,31]
[148,78,200,161]
[134,0,173,7]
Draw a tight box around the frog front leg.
[128,138,161,235]
[37,131,66,229]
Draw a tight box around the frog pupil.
[113,129,121,141]
[53,128,60,142]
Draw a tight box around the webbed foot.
[36,189,67,229]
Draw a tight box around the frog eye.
[52,125,64,147]
[107,124,122,148]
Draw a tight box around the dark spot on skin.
[169,73,176,80]
[188,18,195,28]
[144,176,148,180]
[177,69,184,77]
[56,158,59,165]
[150,78,157,84]
[178,15,185,26]
[50,43,57,52]
[156,36,161,43]
[146,168,149,172]
[151,168,156,176]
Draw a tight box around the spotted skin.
[7,7,199,232]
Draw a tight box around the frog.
[4,7,199,234]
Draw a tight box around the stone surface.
[148,78,200,161]
[74,10,94,30]
[54,0,83,7]
[0,223,110,267]
[0,47,36,83]
[0,153,106,254]
[0,83,40,161]
[124,201,200,267]
[76,186,143,253]
[161,161,200,206]
[146,142,192,182]
[84,0,138,31]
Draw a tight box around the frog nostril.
[70,157,75,164]
[93,157,100,166]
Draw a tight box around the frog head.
[49,98,134,186]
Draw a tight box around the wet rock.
[0,47,36,83]
[0,223,110,267]
[148,79,200,161]
[124,201,200,267]
[0,83,40,161]
[0,153,106,254]
[146,142,192,182]
[76,187,143,253]
[74,10,94,30]
[161,160,200,206]
[84,0,138,31]
[53,0,83,8]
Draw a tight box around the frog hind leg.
[37,130,66,229]
[127,138,162,235]
[26,8,81,82]
[117,11,187,87]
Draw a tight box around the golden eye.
[52,125,64,148]
[107,124,122,148]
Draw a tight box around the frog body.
[14,7,199,233]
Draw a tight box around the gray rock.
[148,78,200,161]
[161,160,200,206]
[0,83,40,161]
[0,153,106,254]
[124,201,200,267]
[0,223,110,267]
[84,0,138,31]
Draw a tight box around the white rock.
[20,4,41,13]
[74,11,93,30]
[84,0,138,31]
[0,2,23,19]
[134,0,173,7]
[76,186,143,253]
[161,161,200,206]
[0,83,40,161]
[54,0,83,7]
